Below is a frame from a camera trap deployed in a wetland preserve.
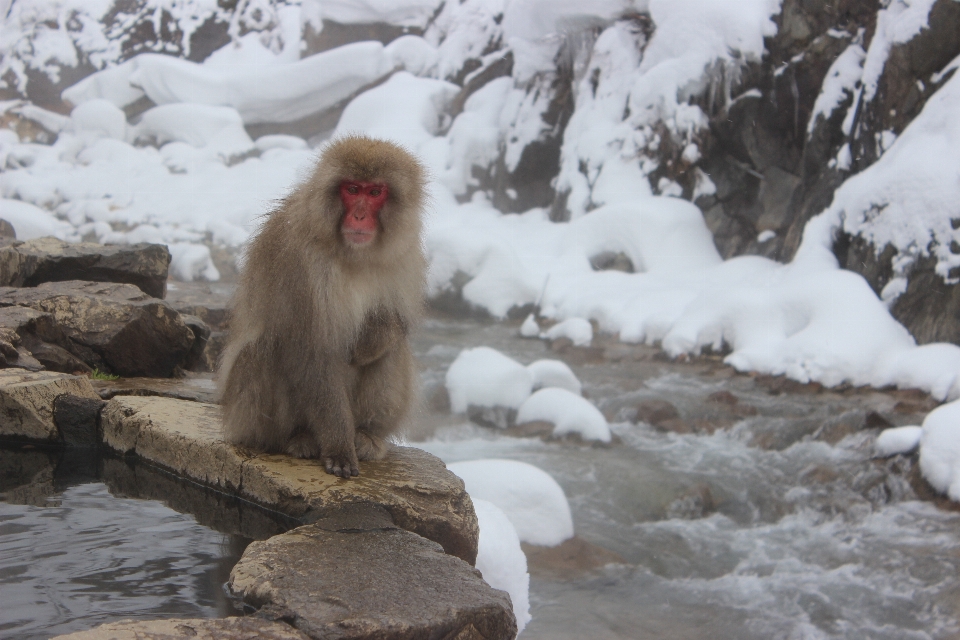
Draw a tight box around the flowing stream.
[411,314,960,640]
[1,311,959,639]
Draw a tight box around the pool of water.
[0,448,286,640]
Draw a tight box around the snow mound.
[516,388,611,443]
[445,347,533,413]
[0,199,76,241]
[169,243,220,282]
[448,459,574,547]
[542,317,593,347]
[919,401,960,500]
[71,99,126,140]
[527,359,582,395]
[132,104,254,156]
[471,498,531,633]
[875,426,923,457]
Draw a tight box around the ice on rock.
[445,347,533,413]
[448,459,574,547]
[516,388,611,443]
[875,426,923,457]
[527,359,582,395]
[471,499,531,633]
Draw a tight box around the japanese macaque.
[218,135,427,478]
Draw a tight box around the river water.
[411,315,960,640]
[1,312,959,639]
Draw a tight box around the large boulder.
[0,281,195,377]
[99,395,480,565]
[230,515,517,640]
[0,237,171,299]
[0,369,100,442]
[0,305,90,373]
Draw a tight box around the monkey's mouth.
[343,229,376,245]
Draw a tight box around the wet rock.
[0,237,170,299]
[589,251,635,272]
[635,399,680,426]
[467,404,516,430]
[179,314,211,372]
[164,281,236,331]
[665,483,716,520]
[100,396,479,565]
[0,305,90,373]
[0,281,195,377]
[548,337,605,364]
[230,517,517,640]
[814,410,894,445]
[53,394,105,448]
[92,374,218,403]
[0,369,100,442]
[0,219,15,239]
[50,617,311,640]
[706,390,759,417]
[522,535,626,577]
[754,374,823,395]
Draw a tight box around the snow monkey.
[219,135,427,478]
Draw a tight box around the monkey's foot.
[355,431,389,461]
[324,453,360,478]
[285,432,321,459]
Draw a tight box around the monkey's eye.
[369,188,382,196]
[346,185,359,195]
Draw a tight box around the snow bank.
[67,42,394,124]
[814,66,960,287]
[131,104,254,156]
[875,426,923,457]
[516,388,612,443]
[919,401,960,500]
[471,498,532,633]
[320,0,443,29]
[445,347,533,414]
[448,459,574,547]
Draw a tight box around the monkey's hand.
[351,309,406,367]
[324,449,360,478]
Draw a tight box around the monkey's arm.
[351,309,407,367]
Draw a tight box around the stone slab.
[230,522,517,640]
[0,236,171,299]
[50,617,310,640]
[100,395,480,564]
[0,368,100,441]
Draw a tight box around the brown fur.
[218,135,427,477]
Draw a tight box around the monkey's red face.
[340,181,388,246]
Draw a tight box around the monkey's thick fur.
[218,136,427,476]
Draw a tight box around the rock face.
[230,515,517,640]
[0,369,100,442]
[0,304,90,373]
[99,395,480,565]
[0,281,195,377]
[0,237,171,299]
[50,617,312,640]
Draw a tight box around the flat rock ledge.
[6,389,517,639]
[100,395,480,565]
